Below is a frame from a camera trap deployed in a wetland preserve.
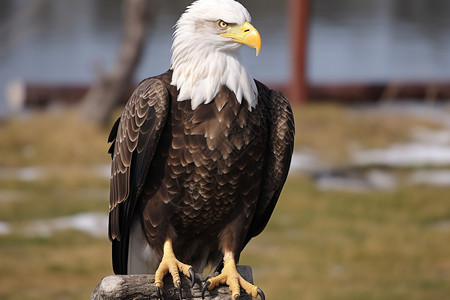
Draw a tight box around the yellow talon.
[154,240,194,294]
[204,252,263,299]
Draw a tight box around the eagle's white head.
[170,0,261,110]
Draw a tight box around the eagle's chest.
[166,92,267,226]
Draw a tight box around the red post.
[289,0,309,103]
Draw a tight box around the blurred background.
[0,0,449,299]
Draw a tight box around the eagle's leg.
[201,251,265,300]
[154,239,195,300]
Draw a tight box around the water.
[1,0,450,112]
[309,0,450,83]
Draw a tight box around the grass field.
[0,105,449,299]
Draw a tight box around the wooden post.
[90,266,254,300]
[289,0,309,103]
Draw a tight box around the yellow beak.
[220,22,262,56]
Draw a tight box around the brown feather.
[108,70,295,274]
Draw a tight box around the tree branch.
[80,0,157,125]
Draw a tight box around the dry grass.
[0,233,110,299]
[0,110,113,167]
[292,103,442,164]
[242,175,450,299]
[0,106,449,299]
[0,104,440,167]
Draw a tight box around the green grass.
[0,106,449,299]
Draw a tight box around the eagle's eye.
[217,20,229,29]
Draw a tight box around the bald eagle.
[108,0,294,299]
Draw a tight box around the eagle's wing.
[108,78,169,274]
[245,87,295,245]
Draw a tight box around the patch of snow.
[412,127,450,145]
[290,149,329,173]
[365,170,397,190]
[0,167,42,182]
[409,170,450,186]
[350,113,450,167]
[0,221,11,235]
[352,143,450,167]
[314,169,396,192]
[0,164,111,181]
[316,176,371,192]
[24,212,108,238]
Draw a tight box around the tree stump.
[90,266,253,300]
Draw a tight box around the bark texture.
[90,266,253,300]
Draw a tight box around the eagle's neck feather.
[170,41,258,111]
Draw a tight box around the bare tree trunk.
[80,0,156,125]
